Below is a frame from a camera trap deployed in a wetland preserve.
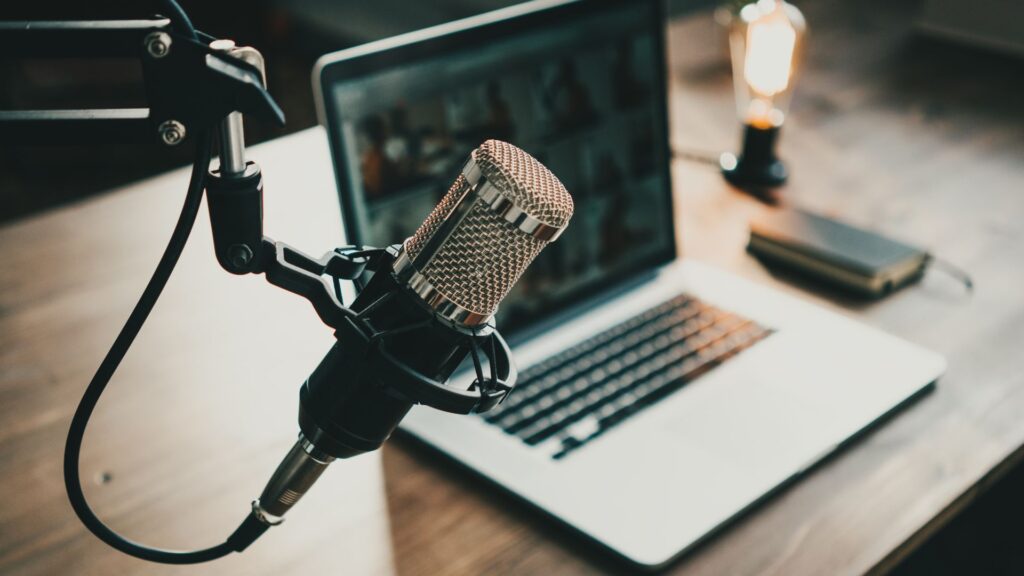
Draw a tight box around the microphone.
[36,0,568,562]
[251,140,574,525]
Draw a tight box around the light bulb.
[721,0,806,194]
[732,0,805,128]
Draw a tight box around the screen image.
[330,2,672,333]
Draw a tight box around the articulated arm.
[0,19,283,145]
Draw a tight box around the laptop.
[313,0,945,568]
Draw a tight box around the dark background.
[2,1,1022,573]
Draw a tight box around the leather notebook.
[748,207,930,297]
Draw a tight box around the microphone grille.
[473,139,574,229]
[402,141,573,325]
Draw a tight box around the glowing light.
[728,0,805,128]
[743,4,796,97]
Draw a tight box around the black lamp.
[720,0,806,194]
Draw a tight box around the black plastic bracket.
[0,18,284,145]
[261,240,381,329]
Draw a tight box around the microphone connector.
[252,434,335,525]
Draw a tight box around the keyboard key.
[565,415,601,442]
[480,293,773,458]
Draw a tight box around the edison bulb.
[721,0,807,193]
[730,0,805,128]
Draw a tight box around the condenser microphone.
[251,140,574,526]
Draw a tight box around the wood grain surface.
[0,129,394,576]
[2,1,1023,575]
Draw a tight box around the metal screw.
[158,120,186,146]
[228,244,254,270]
[144,31,172,58]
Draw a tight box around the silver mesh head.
[472,139,574,228]
[398,140,574,326]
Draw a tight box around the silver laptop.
[314,0,945,568]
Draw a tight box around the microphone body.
[255,140,573,522]
[258,262,475,519]
[300,261,476,460]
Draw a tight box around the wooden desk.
[0,129,394,576]
[2,1,1023,575]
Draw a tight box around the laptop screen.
[324,0,673,334]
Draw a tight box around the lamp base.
[720,125,788,198]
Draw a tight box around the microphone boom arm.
[5,8,520,561]
[0,18,284,145]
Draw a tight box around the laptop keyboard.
[482,293,772,459]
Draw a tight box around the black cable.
[60,1,271,564]
[671,146,723,167]
[63,131,264,564]
[929,255,974,293]
[158,0,198,40]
